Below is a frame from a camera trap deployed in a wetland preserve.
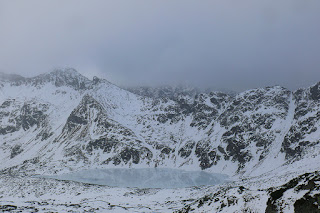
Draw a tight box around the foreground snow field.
[1,166,319,212]
[1,69,320,212]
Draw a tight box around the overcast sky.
[0,0,320,91]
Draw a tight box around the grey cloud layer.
[0,0,320,91]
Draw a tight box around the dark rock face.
[219,87,290,128]
[216,87,291,168]
[281,85,320,160]
[190,92,230,129]
[10,145,23,159]
[0,205,18,211]
[60,95,153,166]
[266,171,320,213]
[61,95,105,136]
[178,171,320,213]
[0,99,20,135]
[20,103,47,130]
[102,147,153,166]
[294,194,320,213]
[131,87,231,129]
[127,86,292,174]
[178,142,195,158]
[0,99,49,135]
[195,141,221,169]
[86,138,117,153]
[2,69,320,175]
[120,147,140,164]
[310,82,320,101]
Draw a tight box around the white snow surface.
[1,70,320,212]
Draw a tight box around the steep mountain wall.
[1,69,320,177]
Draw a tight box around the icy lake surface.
[44,168,228,188]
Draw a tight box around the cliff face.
[1,68,320,177]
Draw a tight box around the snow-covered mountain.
[1,68,320,212]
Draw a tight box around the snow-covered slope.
[1,68,320,177]
[1,68,320,212]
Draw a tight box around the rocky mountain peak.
[31,68,91,90]
[309,82,320,101]
[1,69,320,178]
[1,70,320,212]
[92,76,100,84]
[0,68,93,90]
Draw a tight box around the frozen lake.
[42,168,228,188]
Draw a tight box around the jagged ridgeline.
[0,68,320,175]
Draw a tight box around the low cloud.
[0,0,320,91]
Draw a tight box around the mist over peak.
[1,1,320,92]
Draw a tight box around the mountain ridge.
[0,68,320,179]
